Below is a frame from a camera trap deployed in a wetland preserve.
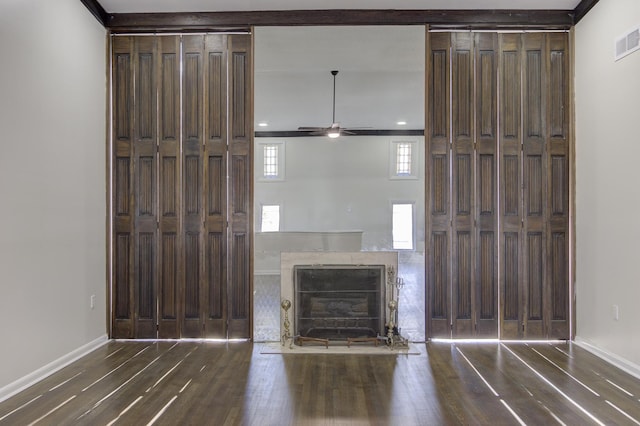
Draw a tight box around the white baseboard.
[574,337,640,380]
[0,334,108,403]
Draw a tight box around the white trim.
[0,335,109,403]
[574,337,640,380]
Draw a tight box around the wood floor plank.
[468,343,598,425]
[507,345,626,424]
[2,341,640,425]
[509,342,640,425]
[426,343,511,424]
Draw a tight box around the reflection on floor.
[1,340,639,425]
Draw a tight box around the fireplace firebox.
[294,265,385,340]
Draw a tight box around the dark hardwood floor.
[1,340,639,425]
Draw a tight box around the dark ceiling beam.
[256,129,425,138]
[80,0,108,26]
[573,0,599,24]
[105,9,575,32]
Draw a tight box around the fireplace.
[280,251,398,342]
[294,265,385,340]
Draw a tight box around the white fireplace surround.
[280,251,399,338]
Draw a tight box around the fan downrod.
[331,70,338,124]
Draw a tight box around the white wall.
[0,0,107,391]
[575,0,640,371]
[254,136,425,251]
[253,135,426,342]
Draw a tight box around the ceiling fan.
[298,70,361,138]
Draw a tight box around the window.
[258,142,285,181]
[263,145,278,177]
[390,140,418,179]
[392,203,413,250]
[396,142,412,175]
[261,204,280,232]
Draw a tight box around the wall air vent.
[615,25,640,61]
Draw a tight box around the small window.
[258,142,285,181]
[261,204,280,232]
[264,145,278,177]
[392,203,413,250]
[390,140,418,179]
[396,142,412,175]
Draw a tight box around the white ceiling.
[99,0,582,14]
[255,26,425,131]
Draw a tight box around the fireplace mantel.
[280,252,398,338]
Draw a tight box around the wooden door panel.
[205,231,225,337]
[426,31,570,341]
[427,32,451,338]
[229,232,250,338]
[181,36,206,338]
[550,231,569,337]
[134,231,156,337]
[111,37,135,339]
[499,33,523,340]
[431,231,449,336]
[133,37,158,339]
[547,33,570,339]
[454,231,473,337]
[522,33,547,339]
[475,33,499,337]
[159,233,178,334]
[158,36,180,338]
[502,232,520,338]
[203,34,228,338]
[182,231,202,337]
[227,34,253,338]
[526,232,544,336]
[478,231,497,335]
[113,232,132,337]
[111,34,253,340]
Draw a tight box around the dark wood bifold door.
[426,32,570,340]
[110,34,252,340]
